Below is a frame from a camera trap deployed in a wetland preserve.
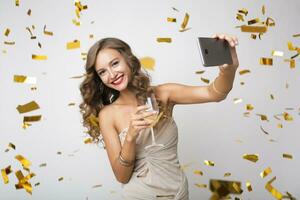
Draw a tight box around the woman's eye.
[98,71,105,76]
[112,61,119,66]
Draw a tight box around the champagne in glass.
[144,93,164,149]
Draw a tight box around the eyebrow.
[96,58,118,73]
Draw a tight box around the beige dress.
[119,116,189,200]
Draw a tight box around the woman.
[79,34,239,200]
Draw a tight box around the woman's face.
[95,48,132,91]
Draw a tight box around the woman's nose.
[107,68,117,79]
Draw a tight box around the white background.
[1,0,300,199]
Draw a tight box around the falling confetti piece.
[265,177,283,200]
[282,153,293,160]
[32,54,47,60]
[25,27,36,39]
[243,154,259,163]
[256,114,269,121]
[250,34,257,39]
[239,69,250,75]
[14,75,37,84]
[284,59,296,69]
[270,94,274,100]
[292,33,300,37]
[23,115,42,122]
[15,155,31,169]
[15,0,19,6]
[92,184,102,188]
[72,19,81,26]
[260,57,273,65]
[200,77,210,84]
[283,112,293,121]
[39,163,47,167]
[262,5,266,15]
[8,142,16,150]
[233,98,243,104]
[70,74,86,79]
[240,25,267,33]
[16,101,40,114]
[43,25,53,36]
[204,160,214,166]
[238,8,248,16]
[172,7,179,12]
[194,170,203,176]
[236,14,244,21]
[260,126,269,135]
[209,179,243,199]
[4,41,16,45]
[195,70,205,74]
[195,183,207,188]
[140,57,155,71]
[58,177,64,181]
[67,40,80,49]
[247,18,260,25]
[246,104,254,111]
[34,182,40,186]
[27,9,31,16]
[167,17,176,22]
[156,38,172,43]
[246,181,253,192]
[84,138,93,144]
[224,173,231,177]
[4,28,10,36]
[272,50,284,57]
[1,166,12,184]
[180,13,189,30]
[260,167,272,178]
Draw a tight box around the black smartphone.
[197,37,233,67]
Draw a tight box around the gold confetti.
[34,182,40,186]
[204,160,214,166]
[282,153,293,159]
[15,155,31,169]
[262,5,266,15]
[84,138,93,144]
[167,17,176,22]
[16,101,40,114]
[266,17,275,26]
[15,0,19,6]
[38,42,42,48]
[240,25,267,33]
[246,104,254,111]
[1,166,12,184]
[195,70,205,74]
[58,177,64,181]
[277,124,283,128]
[284,59,296,69]
[22,122,32,129]
[272,50,284,57]
[27,9,31,16]
[260,126,269,135]
[15,170,34,194]
[4,41,16,45]
[239,69,250,75]
[57,151,62,155]
[248,18,260,25]
[68,102,75,106]
[172,7,179,12]
[32,54,47,60]
[238,8,248,16]
[224,172,231,177]
[243,154,259,163]
[243,112,251,117]
[260,167,272,178]
[8,142,16,150]
[70,74,86,79]
[194,170,203,176]
[180,13,189,30]
[195,183,207,188]
[256,114,269,121]
[14,75,37,84]
[209,179,243,198]
[233,98,243,104]
[43,25,53,36]
[250,34,257,39]
[236,14,244,21]
[200,77,210,84]
[140,57,155,71]
[23,115,42,122]
[240,81,245,85]
[89,34,94,39]
[292,33,300,37]
[26,27,36,39]
[72,19,81,26]
[246,181,252,192]
[260,57,273,65]
[265,176,283,200]
[283,112,293,121]
[4,28,10,36]
[67,40,80,49]
[156,38,172,43]
[270,94,274,100]
[39,163,47,167]
[92,184,102,188]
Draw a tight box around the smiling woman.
[79,36,239,200]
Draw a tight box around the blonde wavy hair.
[79,38,153,144]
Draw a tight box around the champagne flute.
[144,93,164,149]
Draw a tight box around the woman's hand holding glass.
[127,105,158,140]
